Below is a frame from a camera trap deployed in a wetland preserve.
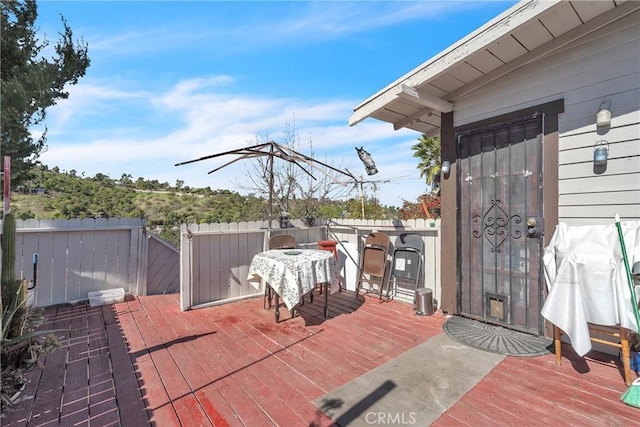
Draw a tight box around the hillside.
[9,166,406,244]
[10,166,270,241]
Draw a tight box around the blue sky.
[35,0,516,207]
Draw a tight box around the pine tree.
[1,0,90,189]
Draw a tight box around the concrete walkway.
[313,333,505,427]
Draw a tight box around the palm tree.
[411,135,441,187]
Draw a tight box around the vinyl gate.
[12,218,147,308]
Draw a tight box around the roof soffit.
[349,0,563,126]
[350,0,639,134]
[446,2,640,100]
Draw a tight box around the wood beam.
[393,107,436,131]
[395,84,454,113]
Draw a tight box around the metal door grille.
[457,116,544,334]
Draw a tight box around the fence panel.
[326,219,441,305]
[147,234,179,295]
[180,222,268,310]
[8,216,441,310]
[179,219,441,310]
[11,218,146,307]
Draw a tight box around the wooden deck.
[2,291,638,426]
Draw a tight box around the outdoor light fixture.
[441,160,451,175]
[593,140,609,166]
[596,99,612,128]
[355,147,378,176]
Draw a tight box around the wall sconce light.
[596,99,612,128]
[593,140,609,166]
[441,160,451,175]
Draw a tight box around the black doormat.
[443,315,553,357]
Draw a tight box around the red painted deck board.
[2,291,637,426]
[195,385,234,427]
[432,346,639,426]
[173,394,214,427]
[213,376,275,426]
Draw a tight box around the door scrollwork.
[472,199,522,252]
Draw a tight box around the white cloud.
[32,0,479,206]
[207,1,475,51]
[68,1,484,58]
[39,72,426,205]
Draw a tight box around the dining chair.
[264,234,297,309]
[355,232,390,300]
[269,234,297,250]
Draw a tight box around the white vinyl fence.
[179,219,326,311]
[9,218,147,307]
[180,218,441,311]
[4,217,441,311]
[326,218,442,306]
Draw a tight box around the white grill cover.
[541,221,640,356]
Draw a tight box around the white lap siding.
[453,15,640,224]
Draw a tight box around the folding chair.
[355,232,390,300]
[264,234,297,309]
[389,233,424,300]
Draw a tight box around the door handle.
[526,217,544,238]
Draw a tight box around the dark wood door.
[457,116,544,334]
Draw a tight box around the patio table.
[247,249,338,322]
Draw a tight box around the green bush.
[1,214,61,411]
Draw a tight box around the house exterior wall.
[439,12,639,319]
[453,14,640,224]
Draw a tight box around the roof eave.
[349,0,563,128]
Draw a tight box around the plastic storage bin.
[88,288,125,307]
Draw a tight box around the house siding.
[453,13,640,224]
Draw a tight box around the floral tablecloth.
[247,249,338,310]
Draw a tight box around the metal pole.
[360,175,365,219]
[268,144,274,229]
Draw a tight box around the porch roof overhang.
[349,0,639,136]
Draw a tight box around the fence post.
[179,224,192,311]
[136,226,148,296]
